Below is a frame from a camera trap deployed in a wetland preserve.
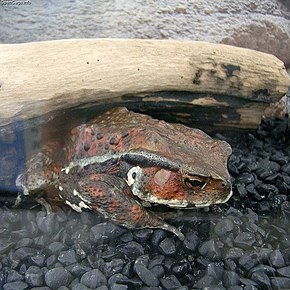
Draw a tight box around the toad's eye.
[183,177,205,190]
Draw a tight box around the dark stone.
[0,241,15,255]
[58,249,78,266]
[11,230,29,240]
[80,269,107,288]
[236,173,255,184]
[147,256,164,269]
[107,273,128,286]
[120,232,133,243]
[72,283,91,290]
[204,287,226,290]
[6,269,24,282]
[15,238,33,249]
[251,271,271,288]
[198,240,222,261]
[255,160,280,178]
[183,232,200,252]
[163,257,177,271]
[120,241,144,257]
[277,265,290,277]
[250,265,276,276]
[134,263,159,287]
[244,286,259,290]
[234,232,256,249]
[223,271,240,288]
[45,255,57,269]
[269,249,285,268]
[270,153,288,165]
[172,261,190,276]
[160,274,182,289]
[30,254,46,267]
[72,243,92,260]
[194,275,216,288]
[121,261,133,278]
[67,263,91,277]
[90,222,125,243]
[110,284,128,290]
[240,277,258,287]
[47,242,68,255]
[238,252,259,271]
[108,273,142,288]
[224,259,237,271]
[256,183,278,195]
[13,247,37,261]
[37,213,57,234]
[30,287,51,290]
[277,181,290,194]
[44,267,73,289]
[3,281,29,290]
[101,258,125,277]
[214,219,234,236]
[224,247,244,260]
[150,229,168,247]
[281,163,290,174]
[25,266,44,287]
[206,263,224,280]
[133,228,153,242]
[270,277,290,289]
[150,265,165,278]
[158,237,176,256]
[236,184,247,197]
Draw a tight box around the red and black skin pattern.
[18,108,232,240]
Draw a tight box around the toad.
[16,107,232,240]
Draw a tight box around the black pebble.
[158,237,176,256]
[234,232,256,249]
[269,249,285,268]
[198,240,222,261]
[214,218,234,236]
[238,252,259,271]
[47,242,68,255]
[100,258,124,277]
[223,270,240,288]
[66,263,92,277]
[133,228,153,242]
[277,265,290,278]
[6,269,24,283]
[25,265,44,287]
[134,263,159,287]
[194,275,216,288]
[3,281,29,290]
[45,255,57,269]
[206,263,224,280]
[58,249,78,266]
[44,267,73,289]
[90,222,125,243]
[120,241,144,257]
[30,254,46,267]
[72,283,91,290]
[80,269,107,288]
[251,271,271,288]
[183,232,200,252]
[271,277,290,289]
[150,229,168,247]
[160,274,182,289]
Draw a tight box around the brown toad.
[17,107,232,240]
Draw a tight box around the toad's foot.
[62,173,184,240]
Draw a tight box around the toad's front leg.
[60,173,184,240]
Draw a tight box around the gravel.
[0,115,290,289]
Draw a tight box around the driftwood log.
[0,39,289,130]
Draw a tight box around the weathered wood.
[0,39,289,128]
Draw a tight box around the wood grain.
[0,39,289,128]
